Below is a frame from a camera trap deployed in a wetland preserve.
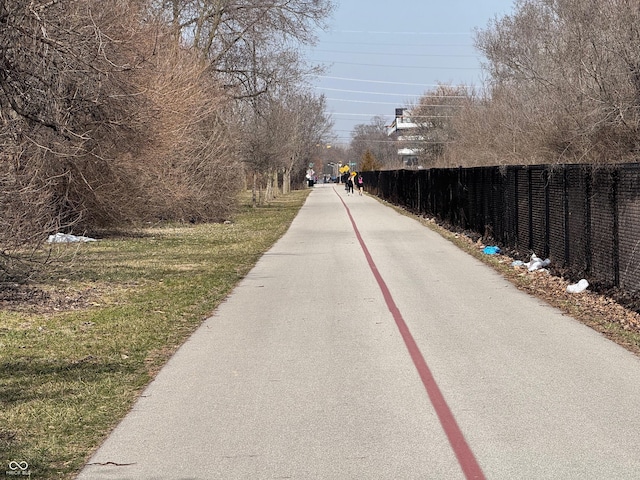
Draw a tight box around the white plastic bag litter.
[526,253,551,272]
[566,279,589,294]
[47,233,97,243]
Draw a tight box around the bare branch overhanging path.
[79,184,640,479]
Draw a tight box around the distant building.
[386,108,424,168]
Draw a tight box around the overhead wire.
[316,87,423,97]
[319,40,474,48]
[330,113,455,118]
[313,60,479,70]
[330,29,473,35]
[313,49,477,58]
[306,30,483,144]
[313,75,477,89]
[316,87,469,98]
[326,98,414,106]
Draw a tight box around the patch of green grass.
[0,190,309,479]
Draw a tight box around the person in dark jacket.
[346,176,354,195]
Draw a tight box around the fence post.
[563,167,570,268]
[585,168,592,276]
[613,168,620,287]
[514,167,519,248]
[528,167,534,251]
[544,168,550,258]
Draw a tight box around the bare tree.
[237,89,331,205]
[409,85,470,167]
[0,0,156,280]
[280,92,332,193]
[0,0,244,281]
[474,0,640,165]
[155,0,334,99]
[153,0,335,200]
[0,0,334,282]
[349,116,397,169]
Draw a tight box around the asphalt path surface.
[78,184,640,479]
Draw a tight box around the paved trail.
[78,184,640,479]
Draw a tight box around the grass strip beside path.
[0,190,310,479]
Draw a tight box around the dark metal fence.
[362,164,640,294]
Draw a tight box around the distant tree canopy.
[360,150,382,172]
[349,116,398,169]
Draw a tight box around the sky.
[305,0,516,145]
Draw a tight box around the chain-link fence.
[363,164,640,295]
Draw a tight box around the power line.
[314,75,476,88]
[316,87,423,97]
[327,98,410,106]
[331,30,473,36]
[320,40,474,48]
[330,137,455,144]
[313,60,479,70]
[317,86,469,99]
[331,112,393,116]
[327,98,462,107]
[313,49,478,58]
[361,140,455,144]
[330,112,454,118]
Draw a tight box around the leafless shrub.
[0,0,243,281]
[0,0,332,283]
[134,44,242,222]
[409,85,470,168]
[0,0,158,225]
[0,0,150,280]
[468,0,640,166]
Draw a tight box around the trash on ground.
[566,279,589,294]
[483,246,501,255]
[511,253,551,272]
[47,233,97,243]
[510,252,589,293]
[526,253,550,272]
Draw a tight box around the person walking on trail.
[356,175,364,195]
[346,176,354,195]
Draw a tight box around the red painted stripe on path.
[335,188,485,480]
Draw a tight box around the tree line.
[349,0,640,170]
[0,0,334,282]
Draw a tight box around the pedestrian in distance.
[347,176,354,195]
[356,175,364,195]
